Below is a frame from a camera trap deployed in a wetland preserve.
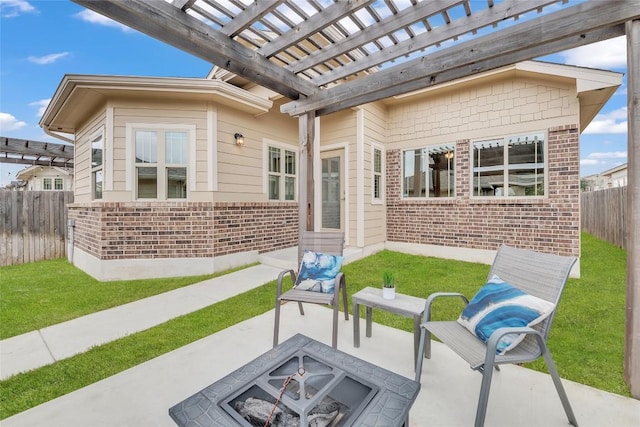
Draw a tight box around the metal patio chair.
[415,244,578,427]
[273,231,349,349]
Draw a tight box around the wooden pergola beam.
[220,0,286,38]
[281,1,639,116]
[311,25,625,116]
[625,18,640,399]
[258,0,373,58]
[72,0,317,101]
[291,0,555,82]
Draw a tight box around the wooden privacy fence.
[581,186,627,249]
[0,190,74,266]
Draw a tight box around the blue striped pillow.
[457,275,555,354]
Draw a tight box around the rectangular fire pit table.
[169,333,420,427]
[352,287,427,366]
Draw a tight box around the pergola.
[72,0,639,397]
[0,137,74,168]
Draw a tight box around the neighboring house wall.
[384,73,581,258]
[17,166,73,191]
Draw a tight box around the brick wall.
[68,201,298,260]
[386,125,580,257]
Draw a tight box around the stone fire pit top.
[169,333,420,426]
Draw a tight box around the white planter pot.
[382,286,396,300]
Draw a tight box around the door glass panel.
[322,157,341,229]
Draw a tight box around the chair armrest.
[484,326,544,366]
[276,269,297,296]
[423,292,469,323]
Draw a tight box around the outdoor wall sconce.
[234,133,245,146]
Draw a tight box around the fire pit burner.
[169,334,420,427]
[223,352,377,426]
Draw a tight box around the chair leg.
[273,298,281,348]
[297,302,305,315]
[474,363,495,427]
[331,301,339,348]
[415,326,427,382]
[542,345,579,426]
[341,279,349,320]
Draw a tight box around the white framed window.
[134,128,188,200]
[472,132,545,197]
[265,142,297,201]
[43,178,52,190]
[91,130,103,199]
[54,178,63,190]
[402,144,455,198]
[372,145,384,203]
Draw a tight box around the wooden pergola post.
[625,19,640,399]
[298,112,316,238]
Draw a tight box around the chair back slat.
[298,231,345,265]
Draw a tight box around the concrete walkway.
[0,263,285,380]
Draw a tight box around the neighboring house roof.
[40,60,622,141]
[16,165,73,181]
[599,162,628,177]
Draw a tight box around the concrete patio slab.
[3,303,639,427]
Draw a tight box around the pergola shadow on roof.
[69,0,639,397]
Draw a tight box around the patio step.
[258,245,365,270]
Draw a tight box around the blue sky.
[0,0,629,187]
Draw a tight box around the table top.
[352,287,426,317]
[169,333,420,427]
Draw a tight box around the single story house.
[15,165,74,191]
[583,163,628,191]
[40,60,622,281]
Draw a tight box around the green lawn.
[0,232,629,419]
[0,260,254,340]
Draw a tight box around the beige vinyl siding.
[362,103,388,246]
[110,99,207,201]
[214,100,297,201]
[74,112,107,203]
[387,75,580,148]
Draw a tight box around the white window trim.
[470,131,547,199]
[89,127,104,200]
[263,138,298,201]
[401,144,456,199]
[371,143,385,205]
[126,123,196,200]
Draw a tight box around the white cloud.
[558,36,626,69]
[0,112,27,131]
[587,151,627,159]
[580,159,601,166]
[0,0,36,18]
[583,107,627,134]
[29,98,50,118]
[27,52,70,65]
[75,9,132,32]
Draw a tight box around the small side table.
[352,287,427,366]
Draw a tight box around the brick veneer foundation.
[68,201,298,261]
[386,125,580,257]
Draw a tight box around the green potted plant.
[382,271,396,299]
